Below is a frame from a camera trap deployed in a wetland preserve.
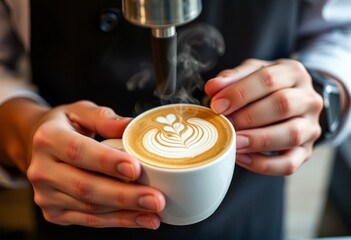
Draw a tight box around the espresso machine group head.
[122,0,202,99]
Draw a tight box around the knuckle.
[289,125,303,146]
[290,61,310,84]
[312,92,324,113]
[32,125,52,150]
[242,58,262,66]
[84,202,99,213]
[26,165,39,183]
[259,162,270,175]
[259,68,275,89]
[98,148,115,172]
[74,100,95,108]
[284,160,299,176]
[66,136,84,163]
[289,60,306,73]
[74,179,92,199]
[235,86,247,103]
[275,93,292,116]
[96,106,115,119]
[86,214,100,227]
[27,163,49,186]
[228,67,241,76]
[260,131,271,149]
[117,192,126,209]
[43,210,64,225]
[42,211,55,223]
[33,193,49,209]
[218,69,236,77]
[241,111,254,127]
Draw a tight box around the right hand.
[27,100,166,229]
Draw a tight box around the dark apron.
[30,0,299,239]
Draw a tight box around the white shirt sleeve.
[0,0,44,106]
[0,0,46,188]
[0,66,47,106]
[0,66,46,188]
[297,0,351,146]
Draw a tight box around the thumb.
[65,101,133,138]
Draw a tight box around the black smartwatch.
[308,69,342,144]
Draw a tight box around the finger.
[204,59,271,96]
[210,61,306,115]
[48,162,165,213]
[235,118,320,153]
[66,100,133,138]
[43,209,161,229]
[228,88,313,129]
[33,121,141,180]
[29,151,165,214]
[29,154,120,214]
[236,146,309,176]
[29,151,128,214]
[33,187,119,214]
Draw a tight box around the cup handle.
[101,139,125,152]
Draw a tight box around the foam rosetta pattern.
[143,113,218,158]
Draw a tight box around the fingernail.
[236,135,249,149]
[211,98,230,114]
[117,162,135,180]
[138,195,159,211]
[136,214,159,230]
[236,154,252,165]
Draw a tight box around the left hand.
[204,58,323,176]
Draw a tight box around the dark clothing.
[29,0,298,239]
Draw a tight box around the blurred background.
[285,144,351,240]
[1,143,351,240]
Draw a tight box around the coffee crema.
[124,104,233,169]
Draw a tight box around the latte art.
[124,104,233,169]
[143,114,218,158]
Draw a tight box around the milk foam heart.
[143,113,218,158]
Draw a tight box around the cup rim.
[123,103,236,172]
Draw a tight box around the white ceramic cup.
[102,104,236,225]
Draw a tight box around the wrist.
[0,97,49,172]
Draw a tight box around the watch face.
[309,69,341,143]
[327,90,341,133]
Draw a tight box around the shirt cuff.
[0,70,47,106]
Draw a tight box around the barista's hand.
[27,100,165,229]
[204,59,323,176]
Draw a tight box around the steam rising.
[170,23,225,104]
[126,63,152,91]
[128,23,225,113]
